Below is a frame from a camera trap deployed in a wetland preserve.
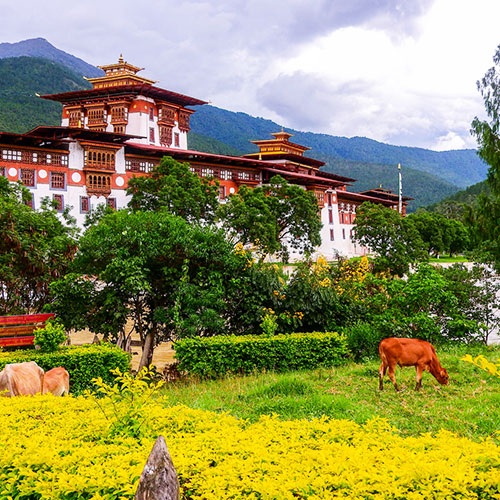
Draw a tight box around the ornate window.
[107,197,117,209]
[174,133,180,147]
[50,171,65,189]
[159,126,173,146]
[178,111,190,131]
[220,170,232,180]
[149,127,155,142]
[158,105,175,124]
[80,196,90,213]
[21,169,35,187]
[53,194,64,212]
[86,173,112,195]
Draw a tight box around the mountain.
[0,38,103,78]
[0,57,90,133]
[426,180,490,219]
[190,105,487,189]
[316,155,459,210]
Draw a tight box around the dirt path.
[69,329,176,371]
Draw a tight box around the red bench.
[0,313,55,348]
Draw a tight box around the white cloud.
[2,0,500,150]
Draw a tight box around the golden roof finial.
[118,54,124,64]
[379,184,383,188]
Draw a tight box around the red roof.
[40,83,207,107]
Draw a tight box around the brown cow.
[0,361,44,396]
[42,367,70,396]
[379,338,449,391]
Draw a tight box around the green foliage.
[88,367,164,439]
[0,344,131,393]
[187,131,243,156]
[407,211,469,256]
[127,156,220,223]
[220,175,322,261]
[49,210,261,369]
[33,318,66,352]
[342,322,386,361]
[174,331,349,378]
[0,176,77,314]
[470,45,500,271]
[353,202,427,275]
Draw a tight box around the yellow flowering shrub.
[1,396,499,499]
[462,354,500,378]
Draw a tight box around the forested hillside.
[317,155,459,209]
[0,57,90,133]
[190,105,487,189]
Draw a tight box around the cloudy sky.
[2,0,500,150]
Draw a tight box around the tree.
[471,45,500,270]
[48,209,262,369]
[353,202,427,276]
[0,177,77,314]
[220,175,322,261]
[126,156,220,224]
[408,211,469,256]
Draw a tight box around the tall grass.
[162,344,500,440]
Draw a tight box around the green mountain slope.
[0,56,90,133]
[190,105,487,188]
[316,155,459,211]
[188,131,243,156]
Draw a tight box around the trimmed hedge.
[175,332,349,378]
[0,343,131,393]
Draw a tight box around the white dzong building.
[0,57,409,257]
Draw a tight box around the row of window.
[329,228,353,241]
[23,193,117,213]
[125,159,158,173]
[1,149,69,166]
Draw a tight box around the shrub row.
[174,332,349,378]
[0,344,131,393]
[1,395,500,499]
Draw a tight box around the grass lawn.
[429,255,470,263]
[163,343,500,440]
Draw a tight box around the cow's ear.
[440,370,446,377]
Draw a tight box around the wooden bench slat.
[0,325,39,337]
[0,336,35,347]
[0,313,54,326]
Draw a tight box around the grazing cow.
[42,367,70,396]
[0,361,44,396]
[379,338,449,391]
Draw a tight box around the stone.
[134,435,180,500]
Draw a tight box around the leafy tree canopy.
[353,202,427,276]
[0,177,77,314]
[48,209,274,369]
[126,156,220,224]
[470,45,500,270]
[219,175,322,262]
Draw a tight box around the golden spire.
[118,54,124,64]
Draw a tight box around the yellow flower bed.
[1,396,500,499]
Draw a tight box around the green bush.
[342,321,386,361]
[33,318,67,352]
[0,343,131,393]
[175,331,349,378]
